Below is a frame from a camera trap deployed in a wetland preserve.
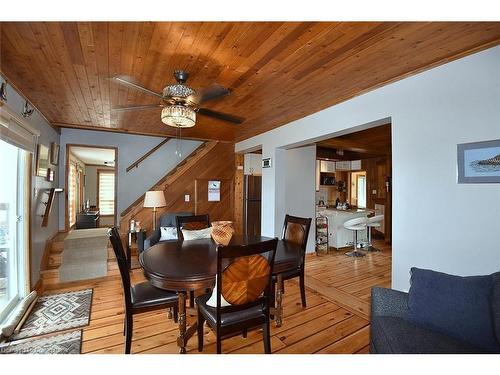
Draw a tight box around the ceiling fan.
[111,70,245,128]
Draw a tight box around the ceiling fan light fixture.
[162,84,195,98]
[161,105,196,128]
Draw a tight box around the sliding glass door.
[0,139,27,322]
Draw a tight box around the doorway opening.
[243,151,262,237]
[65,144,117,231]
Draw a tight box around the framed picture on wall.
[50,142,60,165]
[36,144,50,177]
[457,139,500,183]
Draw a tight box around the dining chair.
[107,227,179,354]
[175,214,211,307]
[272,214,312,309]
[195,238,278,354]
[176,214,210,240]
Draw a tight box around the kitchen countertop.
[317,207,374,214]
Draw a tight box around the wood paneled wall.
[362,157,392,243]
[120,142,242,234]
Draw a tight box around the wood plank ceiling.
[1,22,499,142]
[317,123,391,160]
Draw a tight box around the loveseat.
[370,268,500,354]
[143,212,193,250]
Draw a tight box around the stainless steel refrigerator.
[244,175,261,237]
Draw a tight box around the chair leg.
[270,280,276,319]
[189,291,195,308]
[242,329,247,338]
[125,313,133,354]
[216,327,222,354]
[197,310,205,352]
[299,270,306,308]
[173,305,179,323]
[263,320,271,354]
[216,337,222,354]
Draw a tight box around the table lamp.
[143,190,166,231]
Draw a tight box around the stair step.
[51,241,65,253]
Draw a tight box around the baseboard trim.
[32,278,44,295]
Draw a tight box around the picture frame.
[46,168,54,182]
[50,142,60,165]
[457,139,500,183]
[36,143,50,177]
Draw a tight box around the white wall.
[58,129,203,229]
[236,46,500,291]
[283,146,317,253]
[1,78,61,287]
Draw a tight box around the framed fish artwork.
[457,139,500,183]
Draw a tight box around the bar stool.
[365,215,384,252]
[343,217,368,257]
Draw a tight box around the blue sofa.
[370,268,500,354]
[143,212,193,250]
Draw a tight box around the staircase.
[120,140,219,229]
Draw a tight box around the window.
[0,140,28,323]
[68,162,77,227]
[98,171,115,215]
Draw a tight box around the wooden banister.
[126,138,170,172]
[41,188,63,227]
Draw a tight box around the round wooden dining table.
[140,235,302,353]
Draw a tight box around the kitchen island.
[316,207,374,249]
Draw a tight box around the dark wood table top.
[140,235,302,292]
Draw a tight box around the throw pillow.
[181,227,212,241]
[408,267,500,353]
[159,226,178,241]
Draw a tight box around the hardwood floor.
[42,239,391,354]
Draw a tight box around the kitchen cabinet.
[335,160,351,170]
[244,153,262,175]
[351,160,362,170]
[320,160,336,173]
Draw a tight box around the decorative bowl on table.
[211,221,235,246]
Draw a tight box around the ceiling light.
[161,105,196,128]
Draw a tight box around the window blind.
[0,108,39,153]
[68,163,77,227]
[98,171,115,215]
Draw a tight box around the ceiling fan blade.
[188,84,230,104]
[112,76,163,99]
[196,108,245,124]
[111,104,163,112]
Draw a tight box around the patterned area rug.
[0,331,82,354]
[11,289,92,340]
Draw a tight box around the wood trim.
[126,138,170,172]
[233,154,244,235]
[39,231,62,272]
[52,122,229,143]
[32,278,44,295]
[65,144,118,230]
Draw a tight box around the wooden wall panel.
[122,142,236,234]
[1,22,499,142]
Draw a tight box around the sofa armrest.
[144,229,160,250]
[371,287,409,319]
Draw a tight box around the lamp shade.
[143,191,166,208]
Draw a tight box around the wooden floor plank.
[37,239,391,354]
